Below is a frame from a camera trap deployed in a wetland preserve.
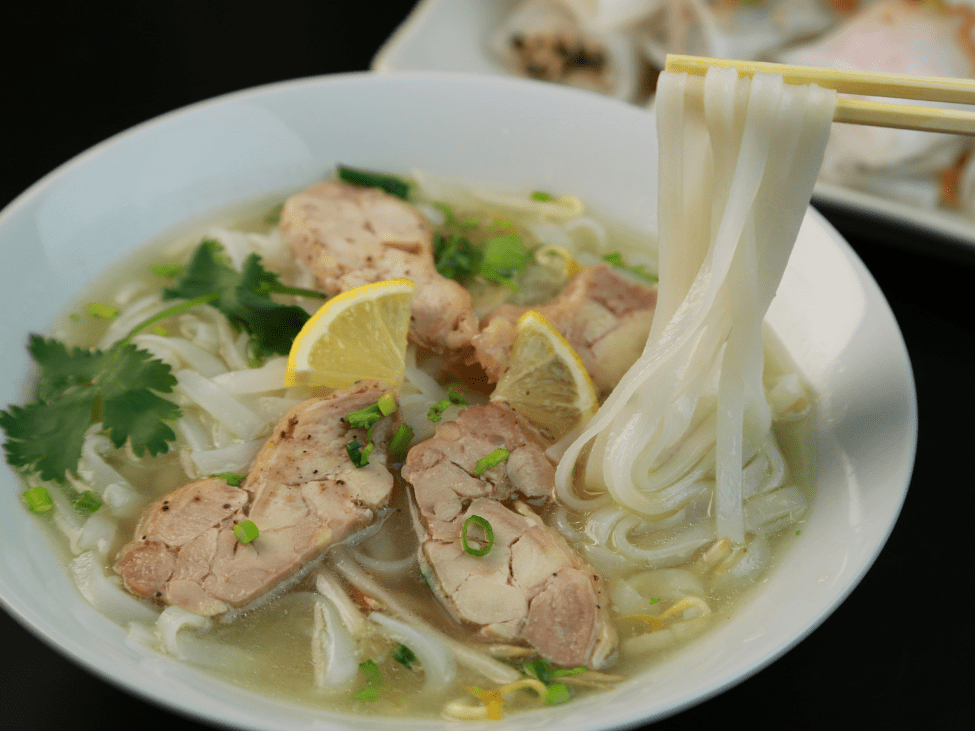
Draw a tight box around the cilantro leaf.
[163,240,312,355]
[433,233,482,281]
[1,391,96,481]
[0,335,181,482]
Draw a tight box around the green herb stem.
[122,292,221,345]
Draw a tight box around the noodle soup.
[5,165,813,720]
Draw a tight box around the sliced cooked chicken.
[280,179,479,355]
[114,381,399,616]
[472,263,657,393]
[403,402,617,669]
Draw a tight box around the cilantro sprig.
[1,238,327,485]
[161,239,325,356]
[0,335,182,482]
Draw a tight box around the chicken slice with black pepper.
[280,179,479,357]
[402,402,617,669]
[114,381,399,616]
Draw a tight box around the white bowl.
[0,71,916,730]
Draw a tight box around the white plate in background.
[374,0,975,251]
[0,71,915,729]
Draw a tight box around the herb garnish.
[392,643,417,669]
[602,252,658,283]
[1,238,326,485]
[161,239,324,356]
[354,659,384,700]
[337,165,412,200]
[473,447,509,477]
[0,335,182,482]
[427,384,468,423]
[461,514,495,557]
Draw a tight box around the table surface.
[1,3,970,730]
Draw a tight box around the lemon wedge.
[285,279,415,389]
[490,311,598,439]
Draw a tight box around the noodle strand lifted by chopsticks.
[555,67,836,545]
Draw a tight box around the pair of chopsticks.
[665,54,975,136]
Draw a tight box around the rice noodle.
[329,548,521,685]
[315,572,370,637]
[555,67,835,546]
[69,551,160,625]
[211,358,289,394]
[157,605,212,659]
[370,612,458,694]
[187,439,265,477]
[175,369,267,441]
[311,593,360,691]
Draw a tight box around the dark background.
[1,2,970,729]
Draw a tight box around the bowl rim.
[0,68,917,731]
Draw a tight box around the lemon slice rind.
[285,279,415,389]
[490,311,598,440]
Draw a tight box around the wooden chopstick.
[664,54,975,136]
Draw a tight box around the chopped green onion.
[387,423,414,463]
[427,401,449,422]
[355,659,383,700]
[546,683,572,705]
[649,597,661,605]
[531,190,554,201]
[22,486,54,514]
[377,392,397,416]
[345,404,382,429]
[392,643,417,669]
[346,394,395,429]
[433,233,482,281]
[87,302,120,320]
[428,384,469,423]
[491,217,515,231]
[481,234,531,290]
[461,514,495,557]
[151,325,170,337]
[214,472,245,487]
[346,439,374,468]
[337,165,411,200]
[234,519,259,544]
[473,448,509,477]
[73,490,102,516]
[447,383,468,404]
[151,262,185,278]
[602,252,658,283]
[461,218,480,229]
